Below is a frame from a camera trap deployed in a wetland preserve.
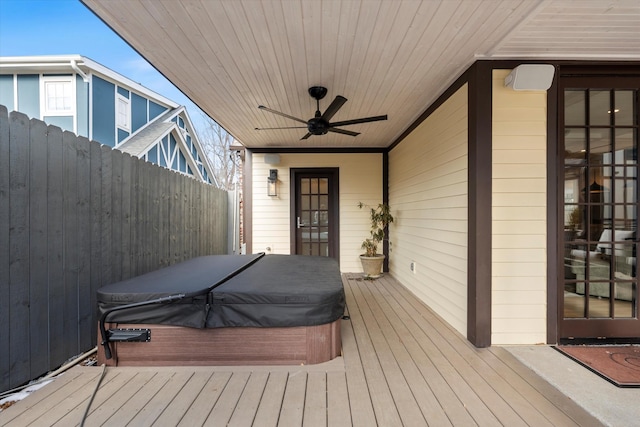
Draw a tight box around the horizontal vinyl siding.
[389,85,468,336]
[252,153,382,273]
[492,69,547,345]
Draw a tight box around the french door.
[560,76,640,340]
[291,168,339,260]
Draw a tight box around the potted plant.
[358,202,394,278]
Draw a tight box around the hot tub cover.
[97,254,345,329]
[208,255,345,327]
[97,254,264,328]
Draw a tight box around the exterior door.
[560,76,640,340]
[291,168,339,260]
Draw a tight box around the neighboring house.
[0,55,215,184]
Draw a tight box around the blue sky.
[0,0,209,135]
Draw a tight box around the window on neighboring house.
[116,93,130,131]
[43,78,73,115]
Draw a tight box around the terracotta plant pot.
[359,254,385,279]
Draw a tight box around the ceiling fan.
[256,86,387,140]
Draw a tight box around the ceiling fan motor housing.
[307,117,329,135]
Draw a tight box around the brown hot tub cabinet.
[97,254,345,366]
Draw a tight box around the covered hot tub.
[96,254,345,366]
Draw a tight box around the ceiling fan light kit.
[257,86,388,139]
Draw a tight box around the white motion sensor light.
[505,64,555,91]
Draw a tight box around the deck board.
[0,274,605,427]
[177,372,231,426]
[303,372,327,427]
[326,371,351,426]
[349,277,429,426]
[368,276,500,425]
[228,371,268,427]
[149,371,211,426]
[52,371,127,426]
[253,372,288,427]
[277,372,306,426]
[2,370,98,425]
[129,371,194,425]
[339,303,376,427]
[208,371,251,425]
[374,276,526,426]
[343,278,404,427]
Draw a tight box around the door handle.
[297,217,302,228]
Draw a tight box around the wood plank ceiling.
[81,0,640,149]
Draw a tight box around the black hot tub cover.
[208,255,345,327]
[97,254,345,329]
[97,254,264,328]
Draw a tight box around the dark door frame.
[547,65,640,343]
[289,168,340,261]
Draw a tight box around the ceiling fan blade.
[330,115,388,127]
[321,96,347,121]
[328,128,360,137]
[255,126,307,130]
[258,105,307,125]
[300,132,313,140]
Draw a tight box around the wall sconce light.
[267,169,278,197]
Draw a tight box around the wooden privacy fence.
[0,106,229,393]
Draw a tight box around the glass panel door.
[292,169,339,259]
[298,177,330,256]
[561,77,639,340]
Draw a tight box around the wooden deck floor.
[0,274,602,426]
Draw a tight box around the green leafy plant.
[358,202,394,257]
[568,206,582,231]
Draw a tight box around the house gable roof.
[118,106,217,185]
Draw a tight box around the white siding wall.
[492,70,547,345]
[252,152,382,272]
[389,85,469,336]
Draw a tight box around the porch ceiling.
[81,0,640,149]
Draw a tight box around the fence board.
[1,109,229,393]
[130,158,140,276]
[138,159,151,274]
[196,182,204,255]
[0,106,11,390]
[89,140,103,345]
[28,118,50,377]
[111,149,123,283]
[182,175,189,262]
[8,111,31,387]
[76,136,92,351]
[101,144,113,285]
[46,125,65,369]
[121,153,132,280]
[159,168,170,267]
[130,158,139,276]
[63,131,80,358]
[170,172,179,264]
[150,162,160,269]
[145,161,152,272]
